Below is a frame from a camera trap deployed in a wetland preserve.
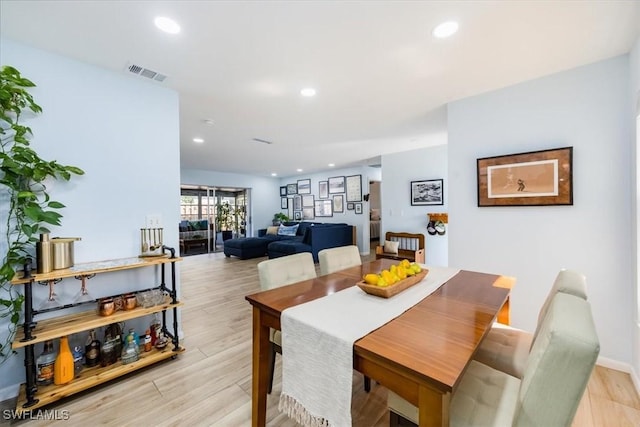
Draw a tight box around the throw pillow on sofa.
[278,224,299,236]
[266,226,279,235]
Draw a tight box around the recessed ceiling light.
[328,163,335,167]
[193,137,204,143]
[154,16,181,34]
[432,21,458,39]
[296,168,303,172]
[300,88,316,97]
[271,173,277,177]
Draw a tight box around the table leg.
[497,295,511,325]
[252,306,270,427]
[418,385,450,427]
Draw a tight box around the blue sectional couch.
[223,222,354,262]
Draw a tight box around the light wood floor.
[3,251,640,426]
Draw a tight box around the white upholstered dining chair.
[257,252,317,393]
[388,292,600,427]
[318,245,362,276]
[474,269,588,379]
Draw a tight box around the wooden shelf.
[13,254,183,414]
[14,343,185,414]
[11,255,182,285]
[12,298,183,349]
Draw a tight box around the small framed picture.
[354,203,363,214]
[280,186,287,196]
[477,146,573,207]
[347,202,355,210]
[314,200,333,217]
[293,195,302,211]
[302,195,314,208]
[319,181,329,199]
[411,179,444,206]
[333,195,344,213]
[346,174,362,202]
[302,207,315,220]
[287,197,294,219]
[287,183,298,195]
[281,197,288,209]
[328,176,345,194]
[294,211,302,220]
[297,178,311,194]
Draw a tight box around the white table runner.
[278,266,459,427]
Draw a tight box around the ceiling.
[1,1,638,179]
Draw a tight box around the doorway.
[369,180,381,248]
[180,185,251,255]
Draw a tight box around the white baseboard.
[632,367,640,398]
[596,356,640,397]
[0,383,19,403]
[597,356,632,373]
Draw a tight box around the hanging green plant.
[0,65,84,364]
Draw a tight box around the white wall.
[448,55,633,364]
[630,35,640,389]
[274,166,374,254]
[381,145,448,266]
[180,169,281,236]
[0,39,181,398]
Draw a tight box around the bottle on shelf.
[105,322,123,360]
[36,340,56,386]
[123,327,139,348]
[54,336,74,385]
[100,331,117,367]
[121,331,140,364]
[143,329,152,352]
[150,314,160,346]
[71,339,84,378]
[85,329,101,367]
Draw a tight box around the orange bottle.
[54,336,74,385]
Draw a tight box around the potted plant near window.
[236,205,246,236]
[216,201,234,241]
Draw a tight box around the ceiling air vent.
[125,63,167,82]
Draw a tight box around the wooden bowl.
[357,269,428,298]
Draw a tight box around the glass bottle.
[121,332,140,364]
[36,340,56,386]
[123,327,139,348]
[150,314,160,346]
[85,329,101,367]
[101,329,116,367]
[143,329,152,352]
[54,336,74,385]
[72,339,84,378]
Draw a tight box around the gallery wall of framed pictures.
[278,174,363,220]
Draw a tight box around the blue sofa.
[223,223,299,260]
[223,222,354,262]
[267,222,354,262]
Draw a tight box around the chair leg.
[364,375,371,392]
[268,342,276,394]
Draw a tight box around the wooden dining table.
[245,259,513,427]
